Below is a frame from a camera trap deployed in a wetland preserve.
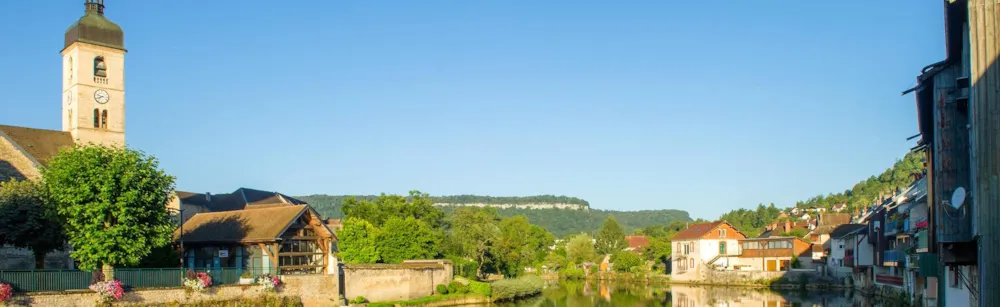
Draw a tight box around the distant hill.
[296,194,691,238]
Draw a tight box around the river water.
[497,281,889,307]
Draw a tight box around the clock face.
[94,90,110,104]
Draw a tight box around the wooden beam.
[258,243,278,265]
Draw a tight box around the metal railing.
[0,266,280,293]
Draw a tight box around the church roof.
[64,1,125,51]
[0,125,75,165]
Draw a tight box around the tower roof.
[64,0,124,51]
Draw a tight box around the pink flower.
[0,283,13,302]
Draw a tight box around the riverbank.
[368,294,490,307]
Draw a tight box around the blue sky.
[0,1,943,220]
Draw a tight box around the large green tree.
[595,216,626,255]
[448,207,501,278]
[338,217,380,264]
[376,217,439,263]
[42,145,176,279]
[493,216,555,277]
[0,180,66,269]
[565,234,597,264]
[341,191,445,229]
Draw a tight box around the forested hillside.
[717,152,924,237]
[297,194,690,238]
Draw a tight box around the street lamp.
[166,207,186,269]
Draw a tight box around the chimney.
[785,221,791,232]
[205,192,212,202]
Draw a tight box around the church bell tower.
[61,0,126,146]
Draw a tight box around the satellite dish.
[951,187,967,209]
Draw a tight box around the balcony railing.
[884,221,899,236]
[883,250,902,266]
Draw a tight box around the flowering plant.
[256,274,282,293]
[183,270,212,293]
[88,280,124,302]
[0,282,13,303]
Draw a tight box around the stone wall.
[5,275,338,307]
[342,260,453,303]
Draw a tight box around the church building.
[0,0,126,183]
[0,0,126,269]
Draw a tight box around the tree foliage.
[376,217,439,263]
[338,217,380,264]
[299,194,692,238]
[565,234,597,264]
[0,180,65,269]
[341,191,445,229]
[595,216,625,255]
[447,207,501,277]
[42,145,176,272]
[610,251,642,272]
[715,152,924,237]
[493,216,554,277]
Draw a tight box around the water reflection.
[498,280,882,307]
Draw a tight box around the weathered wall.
[0,133,40,182]
[342,260,452,303]
[5,275,338,307]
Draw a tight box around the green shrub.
[588,265,598,274]
[447,282,460,294]
[436,284,449,295]
[352,296,368,304]
[469,280,492,297]
[611,251,641,273]
[490,275,544,302]
[456,284,470,294]
[560,264,585,280]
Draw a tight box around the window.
[92,108,100,128]
[688,259,693,268]
[94,56,107,77]
[719,228,727,238]
[68,57,74,83]
[100,110,108,128]
[67,110,73,127]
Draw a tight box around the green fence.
[0,266,279,292]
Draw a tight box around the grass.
[367,293,487,307]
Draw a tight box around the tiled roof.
[175,205,308,243]
[176,187,307,212]
[670,221,723,241]
[625,236,650,249]
[0,125,75,165]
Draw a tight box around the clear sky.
[0,1,944,220]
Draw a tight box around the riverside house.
[735,236,813,271]
[172,188,338,276]
[669,221,746,281]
